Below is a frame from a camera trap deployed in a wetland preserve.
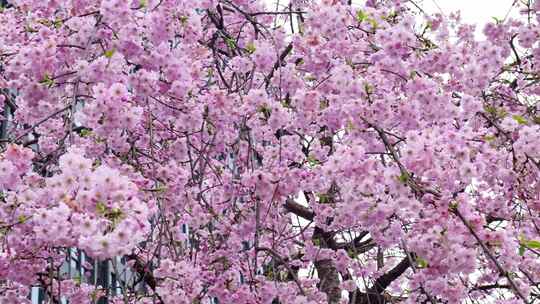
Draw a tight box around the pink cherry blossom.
[0,0,539,303]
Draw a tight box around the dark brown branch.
[332,231,370,250]
[124,254,164,303]
[369,257,411,294]
[453,209,529,303]
[256,246,306,295]
[332,237,375,255]
[284,198,314,221]
[471,284,510,292]
[350,257,412,304]
[264,42,293,88]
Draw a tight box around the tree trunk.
[313,227,341,304]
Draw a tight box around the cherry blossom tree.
[0,0,539,303]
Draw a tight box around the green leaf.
[96,201,107,215]
[519,245,525,256]
[73,275,82,285]
[397,172,409,184]
[109,207,123,218]
[90,290,98,302]
[367,18,378,30]
[484,135,496,142]
[39,73,54,87]
[521,239,540,249]
[512,115,528,125]
[281,98,292,109]
[104,49,115,58]
[356,10,368,23]
[37,19,53,27]
[484,105,498,116]
[225,37,236,49]
[318,193,330,204]
[245,42,256,54]
[258,105,271,119]
[79,129,92,137]
[307,155,320,166]
[139,0,147,7]
[417,257,428,268]
[179,15,188,25]
[382,11,397,21]
[18,215,28,224]
[364,82,373,95]
[53,19,63,29]
[95,200,125,227]
[25,25,38,33]
[482,105,507,119]
[497,108,508,119]
[346,120,355,131]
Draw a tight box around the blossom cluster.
[0,0,539,303]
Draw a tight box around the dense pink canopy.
[0,0,539,303]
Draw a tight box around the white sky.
[265,0,521,38]
[421,0,520,33]
[421,0,517,23]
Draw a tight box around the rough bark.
[313,227,341,304]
